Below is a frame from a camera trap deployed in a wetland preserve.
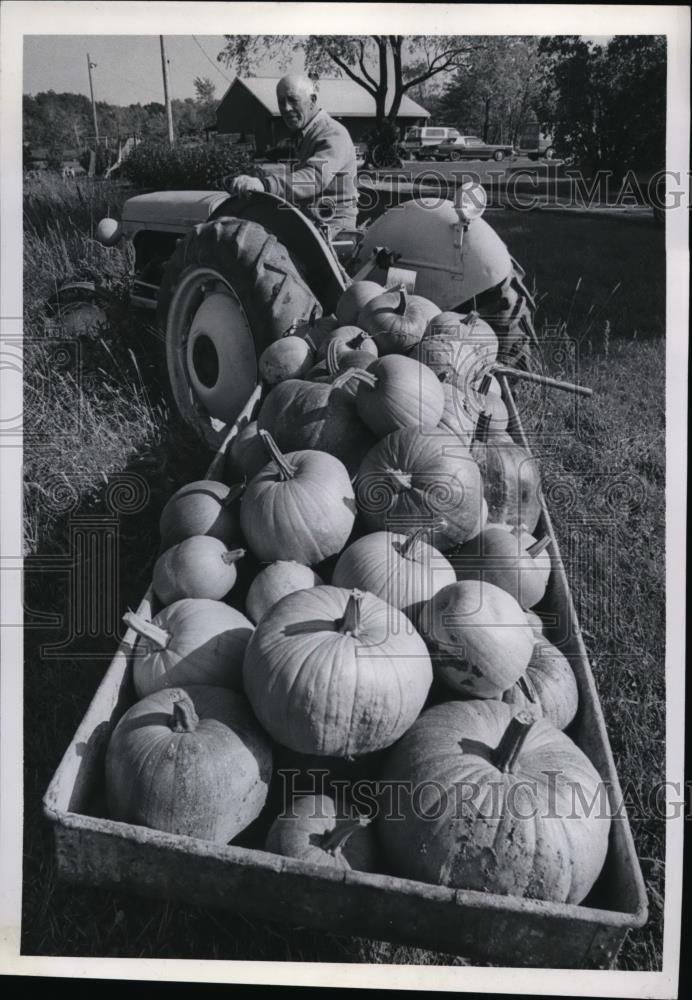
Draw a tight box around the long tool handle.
[206,381,264,481]
[492,364,593,398]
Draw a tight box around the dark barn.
[215,77,430,152]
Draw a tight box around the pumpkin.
[257,374,376,475]
[227,420,267,483]
[332,527,456,619]
[503,635,579,730]
[315,325,378,363]
[335,280,383,326]
[412,312,498,386]
[246,560,324,624]
[377,700,611,903]
[358,286,440,354]
[436,380,476,445]
[306,339,379,394]
[471,420,542,533]
[265,794,376,872]
[525,609,545,637]
[355,427,484,551]
[259,336,314,385]
[417,580,534,698]
[124,598,253,697]
[466,374,509,431]
[153,537,245,605]
[291,310,340,351]
[453,524,551,609]
[243,586,433,756]
[159,480,243,550]
[106,685,272,843]
[424,310,498,349]
[355,355,445,438]
[240,432,356,565]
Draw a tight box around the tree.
[194,76,216,105]
[218,35,485,125]
[538,36,666,178]
[434,37,544,143]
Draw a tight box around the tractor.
[53,184,541,450]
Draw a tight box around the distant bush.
[122,140,253,190]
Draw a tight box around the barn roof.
[222,77,430,119]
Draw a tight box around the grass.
[21,176,666,969]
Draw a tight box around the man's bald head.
[276,74,319,132]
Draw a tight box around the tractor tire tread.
[157,216,320,352]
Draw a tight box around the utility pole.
[160,36,175,145]
[86,53,99,143]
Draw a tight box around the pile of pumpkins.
[105,280,610,907]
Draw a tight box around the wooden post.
[160,36,175,146]
[86,54,99,143]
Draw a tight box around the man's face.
[277,83,316,132]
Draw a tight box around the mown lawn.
[21,178,665,970]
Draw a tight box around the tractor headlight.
[456,182,487,223]
[95,217,122,246]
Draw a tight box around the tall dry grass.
[23,176,167,555]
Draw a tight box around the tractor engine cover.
[354,198,513,310]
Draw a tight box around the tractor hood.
[121,191,232,234]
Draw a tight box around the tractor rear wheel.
[157,216,320,450]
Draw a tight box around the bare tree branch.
[357,38,378,90]
[325,45,379,97]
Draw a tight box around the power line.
[192,35,234,85]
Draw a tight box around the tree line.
[23,77,218,168]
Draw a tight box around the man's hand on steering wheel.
[224,174,265,197]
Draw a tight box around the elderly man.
[230,74,358,230]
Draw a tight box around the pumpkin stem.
[340,590,364,637]
[528,536,551,559]
[258,430,297,481]
[170,692,199,733]
[517,673,540,705]
[395,287,408,315]
[493,712,535,773]
[400,520,447,559]
[332,368,377,391]
[309,303,319,326]
[477,373,493,396]
[320,815,371,855]
[474,412,492,443]
[221,547,246,565]
[283,319,299,338]
[122,611,170,650]
[221,483,245,508]
[326,338,342,377]
[400,524,431,559]
[384,467,413,491]
[303,333,317,353]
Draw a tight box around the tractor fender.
[121,190,232,235]
[354,197,513,309]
